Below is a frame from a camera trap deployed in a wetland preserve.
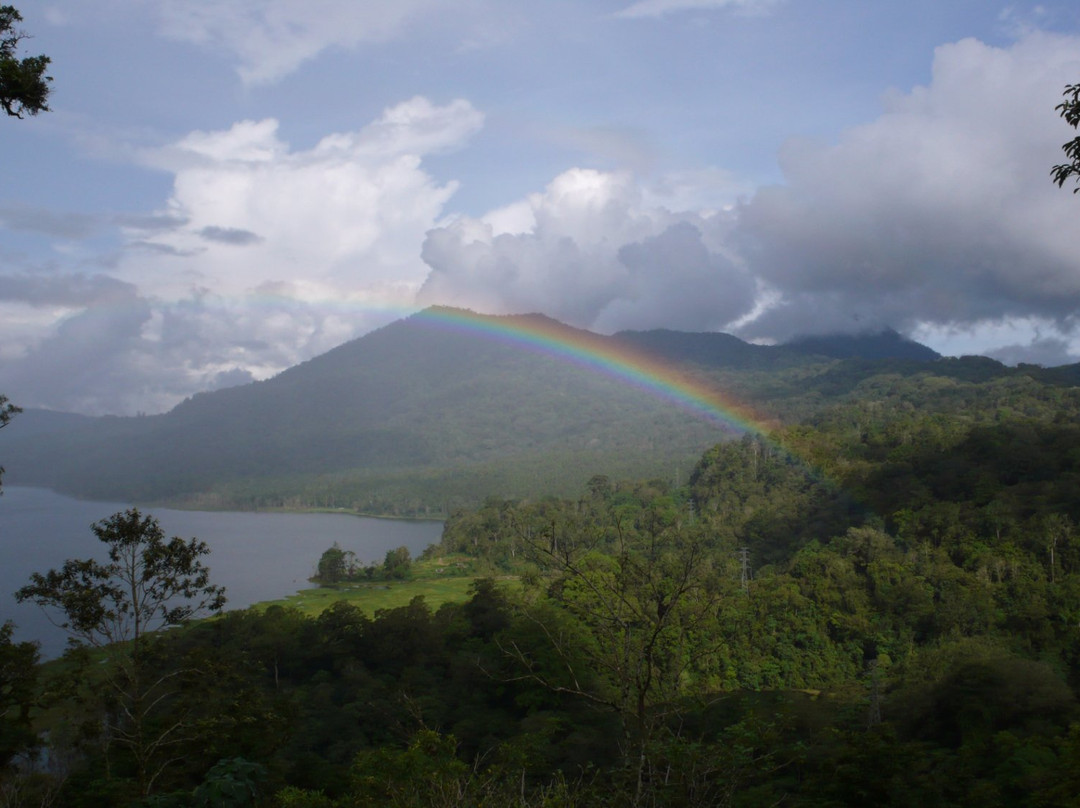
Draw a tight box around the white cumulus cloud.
[4,97,483,414]
[127,97,483,303]
[418,168,757,333]
[414,31,1080,365]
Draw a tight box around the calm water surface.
[0,487,444,657]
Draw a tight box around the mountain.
[612,328,806,370]
[782,328,942,361]
[1,308,1052,515]
[2,309,751,512]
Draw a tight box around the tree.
[0,395,17,429]
[0,620,39,768]
[0,5,51,118]
[16,509,227,795]
[0,393,20,491]
[142,757,267,808]
[383,546,412,580]
[1051,82,1080,193]
[316,544,348,583]
[17,509,226,648]
[505,511,723,805]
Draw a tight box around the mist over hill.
[5,306,1058,515]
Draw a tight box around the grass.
[251,553,515,617]
[262,577,479,616]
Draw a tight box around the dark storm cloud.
[595,222,756,332]
[419,34,1080,363]
[2,296,275,414]
[1,299,156,414]
[989,335,1079,367]
[729,34,1080,342]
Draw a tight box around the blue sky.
[3,0,1080,414]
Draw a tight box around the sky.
[3,0,1080,415]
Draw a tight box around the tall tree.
[1051,82,1080,193]
[507,510,722,805]
[17,509,226,648]
[0,5,51,118]
[316,543,355,583]
[16,509,227,795]
[0,620,39,768]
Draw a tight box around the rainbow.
[408,306,781,438]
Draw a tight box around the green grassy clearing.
[261,577,477,616]
[252,554,515,617]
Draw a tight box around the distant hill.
[3,308,1071,516]
[612,329,806,370]
[1,408,96,439]
[782,329,941,362]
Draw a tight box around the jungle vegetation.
[3,359,1080,806]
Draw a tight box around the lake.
[0,486,445,658]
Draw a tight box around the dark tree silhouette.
[0,5,51,118]
[17,510,226,794]
[1051,82,1080,193]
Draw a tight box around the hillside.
[783,327,942,361]
[5,306,1070,515]
[10,356,1080,806]
[8,312,1080,806]
[2,309,745,511]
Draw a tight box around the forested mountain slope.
[5,306,1076,515]
[9,362,1080,806]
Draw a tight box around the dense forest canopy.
[4,352,1080,806]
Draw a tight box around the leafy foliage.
[15,511,228,797]
[9,338,1080,804]
[0,5,51,118]
[16,509,226,647]
[0,395,17,429]
[315,544,353,584]
[1052,82,1080,193]
[0,620,39,768]
[0,393,19,491]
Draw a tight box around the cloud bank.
[5,28,1080,416]
[417,168,755,333]
[733,32,1080,343]
[421,31,1080,353]
[2,97,483,414]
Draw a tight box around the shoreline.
[7,486,446,524]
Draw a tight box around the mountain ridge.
[3,306,1060,514]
